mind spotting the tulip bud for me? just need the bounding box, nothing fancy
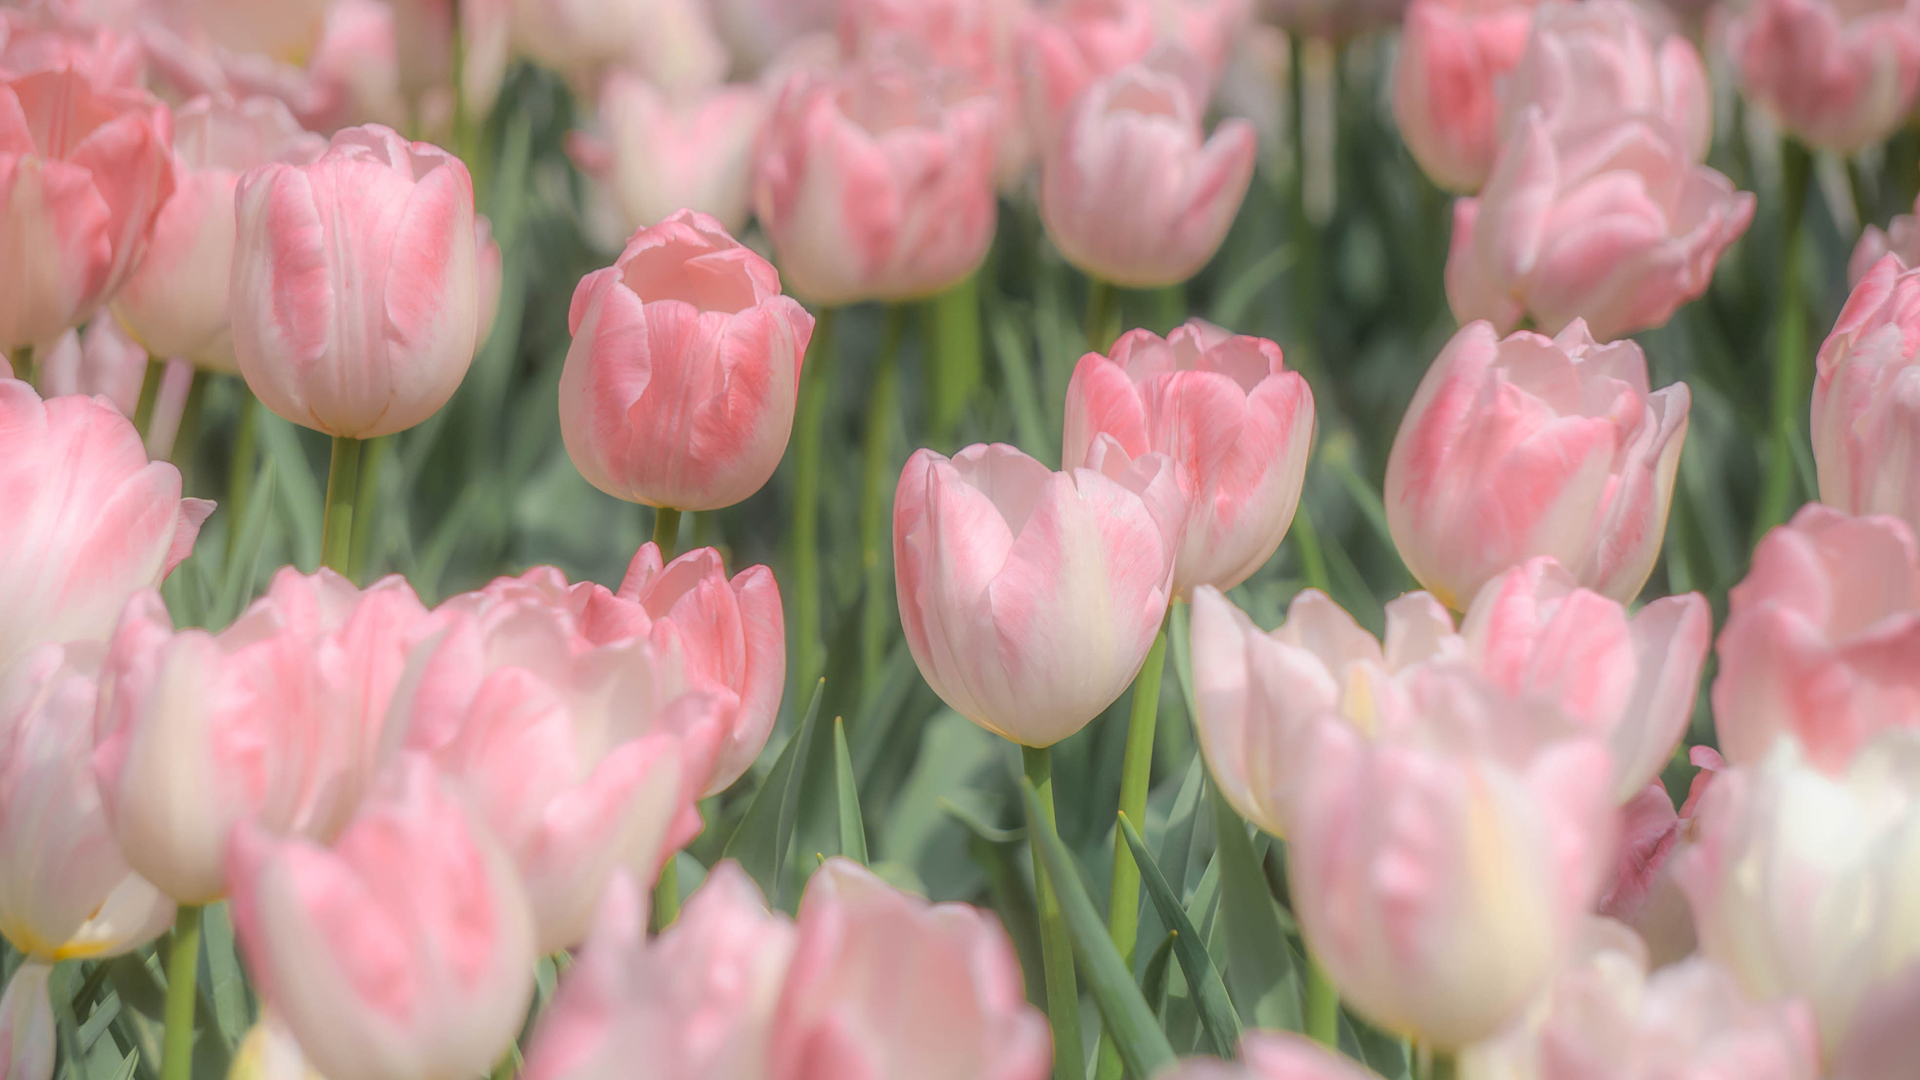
[231,124,480,438]
[1159,1032,1379,1080]
[228,755,537,1080]
[1385,320,1690,609]
[894,442,1185,748]
[1063,321,1313,595]
[1727,0,1920,153]
[1391,0,1537,193]
[1814,255,1920,538]
[1849,199,1920,284]
[0,963,51,1080]
[1039,63,1256,288]
[1018,0,1245,144]
[575,76,765,236]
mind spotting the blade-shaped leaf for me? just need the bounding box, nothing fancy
[1210,784,1303,1031]
[833,717,868,864]
[722,679,824,906]
[213,464,276,629]
[1140,932,1177,1019]
[1119,813,1241,1057]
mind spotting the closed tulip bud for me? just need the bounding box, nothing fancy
[1712,505,1920,771]
[1385,320,1690,609]
[894,442,1186,748]
[1063,321,1313,595]
[1814,255,1920,537]
[1018,0,1245,144]
[1159,1032,1379,1080]
[560,210,813,512]
[1502,0,1712,161]
[0,380,211,673]
[93,569,432,904]
[574,76,764,236]
[1391,0,1538,193]
[1039,63,1256,288]
[1446,109,1755,341]
[228,755,537,1080]
[230,124,479,438]
[1679,729,1920,1068]
[754,59,1001,305]
[769,858,1051,1080]
[1728,0,1920,153]
[0,68,173,350]
[0,963,51,1080]
[113,96,325,374]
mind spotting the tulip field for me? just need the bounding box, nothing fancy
[4,1,1920,1080]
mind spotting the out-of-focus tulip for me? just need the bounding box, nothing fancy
[0,963,51,1080]
[1385,320,1690,609]
[769,857,1050,1080]
[1391,0,1537,193]
[1814,255,1920,538]
[1726,0,1920,153]
[1159,1032,1379,1080]
[0,381,211,673]
[1063,321,1313,595]
[1019,0,1246,142]
[169,0,330,62]
[754,59,1001,305]
[1850,194,1920,283]
[1679,729,1920,1067]
[709,0,837,75]
[34,318,148,417]
[1459,919,1821,1080]
[0,6,144,87]
[228,1018,325,1080]
[0,68,173,351]
[230,123,479,438]
[571,76,764,236]
[93,569,431,905]
[1595,746,1721,967]
[1287,662,1617,1048]
[114,96,325,373]
[1711,504,1920,771]
[510,0,728,97]
[560,210,813,512]
[895,442,1185,747]
[228,755,537,1080]
[525,864,794,1080]
[842,0,1030,78]
[1446,110,1755,341]
[1039,62,1256,288]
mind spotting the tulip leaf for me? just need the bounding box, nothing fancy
[255,413,322,573]
[1140,931,1177,1018]
[1019,780,1177,1080]
[722,679,824,907]
[1119,812,1242,1057]
[200,904,251,1047]
[833,717,868,865]
[1210,784,1304,1032]
[985,305,1053,465]
[213,462,276,630]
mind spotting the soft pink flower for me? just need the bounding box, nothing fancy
[709,0,837,76]
[1018,0,1246,143]
[842,0,1031,78]
[227,755,537,1080]
[167,0,331,62]
[113,95,324,373]
[230,123,479,438]
[895,442,1185,747]
[0,380,211,673]
[1813,254,1920,539]
[560,210,813,512]
[1159,1032,1379,1080]
[1391,0,1538,193]
[1849,195,1920,284]
[754,59,1001,305]
[572,76,764,235]
[1039,62,1256,288]
[1711,504,1920,771]
[34,317,148,417]
[1063,321,1313,595]
[1446,109,1755,341]
[0,963,51,1080]
[93,569,432,904]
[1727,0,1920,153]
[1595,750,1720,966]
[510,0,728,98]
[0,5,144,87]
[0,68,173,350]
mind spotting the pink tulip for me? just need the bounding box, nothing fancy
[1159,1032,1378,1080]
[560,210,813,512]
[769,857,1051,1080]
[1849,200,1920,284]
[1391,0,1538,193]
[1711,504,1920,772]
[709,0,837,76]
[841,0,1030,79]
[894,442,1185,747]
[1384,320,1690,609]
[168,0,331,62]
[113,95,325,374]
[0,380,211,673]
[1287,662,1617,1047]
[1018,0,1245,143]
[524,864,796,1080]
[230,123,479,438]
[227,1018,325,1080]
[1813,255,1920,539]
[0,6,144,87]
[1040,62,1256,288]
[0,643,172,962]
[510,0,728,97]
[1678,729,1920,1067]
[0,963,51,1080]
[1727,0,1920,153]
[227,755,537,1080]
[93,569,432,904]
[573,76,764,236]
[1446,109,1756,341]
[0,68,174,350]
[1064,321,1313,595]
[34,318,149,418]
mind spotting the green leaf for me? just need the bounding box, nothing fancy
[1019,779,1177,1080]
[941,799,1025,845]
[256,414,321,572]
[1119,813,1242,1057]
[1140,932,1177,1019]
[833,717,868,864]
[1210,784,1303,1032]
[722,679,824,907]
[214,463,276,629]
[201,904,251,1046]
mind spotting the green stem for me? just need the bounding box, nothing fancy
[171,369,206,473]
[652,857,680,931]
[349,435,389,584]
[927,273,983,448]
[1756,138,1813,539]
[792,308,838,701]
[1086,277,1119,354]
[1307,955,1339,1048]
[11,343,33,387]
[653,506,683,562]
[1094,620,1170,1080]
[226,384,259,575]
[861,307,908,694]
[322,436,363,574]
[132,358,166,439]
[1022,744,1086,1080]
[160,905,202,1080]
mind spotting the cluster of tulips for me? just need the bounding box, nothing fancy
[3,0,1920,1079]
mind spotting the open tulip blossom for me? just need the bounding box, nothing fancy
[0,4,1905,1080]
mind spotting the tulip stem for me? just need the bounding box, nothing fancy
[861,306,908,695]
[1756,137,1812,539]
[349,435,389,583]
[792,308,838,702]
[1417,1047,1457,1080]
[1306,954,1339,1048]
[654,506,683,561]
[226,384,260,575]
[927,272,983,447]
[160,904,202,1080]
[11,344,32,386]
[1087,277,1119,354]
[322,436,363,573]
[1022,744,1085,1080]
[652,857,680,931]
[132,358,166,440]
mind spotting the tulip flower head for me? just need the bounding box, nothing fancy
[1726,0,1920,154]
[1391,0,1539,193]
[573,76,765,236]
[1813,254,1920,540]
